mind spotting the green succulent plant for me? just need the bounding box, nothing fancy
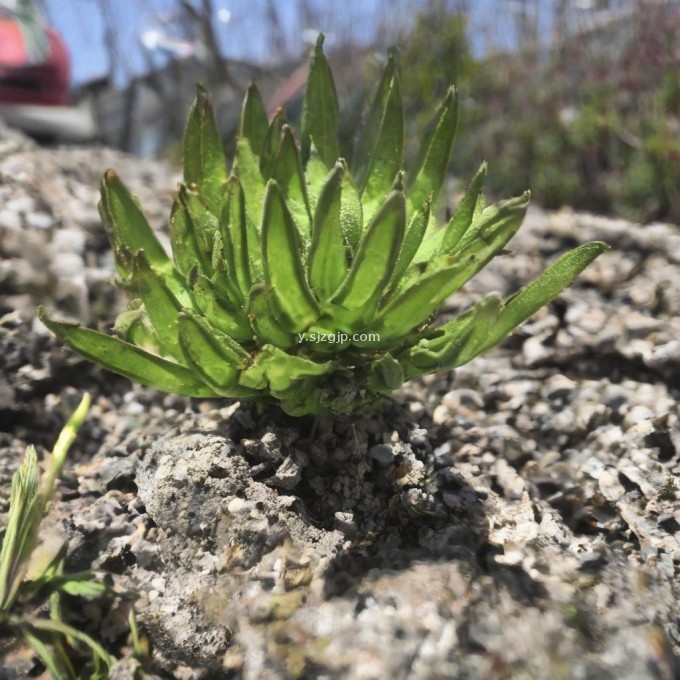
[39,36,608,416]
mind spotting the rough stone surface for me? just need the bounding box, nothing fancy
[1,124,679,679]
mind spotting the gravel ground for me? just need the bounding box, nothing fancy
[1,120,679,679]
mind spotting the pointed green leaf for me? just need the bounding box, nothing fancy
[178,311,257,396]
[239,82,268,156]
[99,170,170,277]
[183,83,228,216]
[308,162,348,301]
[113,301,163,355]
[272,125,312,240]
[340,160,363,253]
[259,108,285,178]
[220,176,257,297]
[180,310,251,366]
[127,251,185,362]
[410,190,530,277]
[479,242,610,353]
[246,283,296,349]
[388,196,431,289]
[169,185,216,278]
[241,344,334,393]
[474,190,486,220]
[454,191,530,254]
[181,186,219,265]
[354,49,398,186]
[46,391,90,500]
[190,273,253,342]
[305,143,331,214]
[234,138,266,232]
[373,194,529,339]
[407,86,458,215]
[261,180,320,332]
[360,62,404,222]
[412,168,491,267]
[301,33,339,168]
[439,161,487,254]
[211,232,241,308]
[100,172,193,308]
[400,303,478,372]
[37,308,218,397]
[400,295,500,379]
[433,295,500,367]
[332,191,405,310]
[367,354,404,392]
[169,194,203,277]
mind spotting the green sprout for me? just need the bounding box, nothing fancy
[38,36,608,416]
[0,394,113,678]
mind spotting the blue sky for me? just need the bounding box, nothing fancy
[41,0,535,88]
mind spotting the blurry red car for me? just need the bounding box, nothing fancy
[0,8,70,106]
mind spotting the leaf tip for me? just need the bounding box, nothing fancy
[36,305,48,323]
[591,240,611,253]
[445,85,458,104]
[315,32,325,52]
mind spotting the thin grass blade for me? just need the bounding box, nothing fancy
[0,446,41,611]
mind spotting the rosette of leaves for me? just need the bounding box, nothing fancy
[39,36,608,416]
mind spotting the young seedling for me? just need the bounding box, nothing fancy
[39,36,608,416]
[0,394,113,678]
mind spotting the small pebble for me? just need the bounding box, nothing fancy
[25,211,54,229]
[368,444,394,466]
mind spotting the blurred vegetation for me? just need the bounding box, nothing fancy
[394,0,680,223]
[71,0,680,223]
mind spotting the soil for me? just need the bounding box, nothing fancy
[1,120,679,679]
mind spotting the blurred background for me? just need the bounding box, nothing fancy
[1,0,679,223]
